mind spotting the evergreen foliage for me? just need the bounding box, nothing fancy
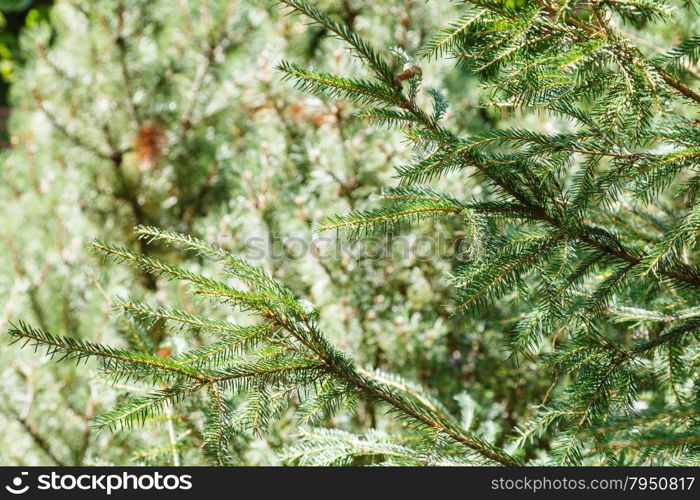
[5,0,700,465]
[1,0,265,464]
[9,225,519,465]
[4,0,484,465]
[276,0,700,465]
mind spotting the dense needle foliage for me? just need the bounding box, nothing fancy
[5,0,700,465]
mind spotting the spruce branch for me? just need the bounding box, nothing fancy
[278,0,400,90]
[8,322,210,383]
[10,226,520,465]
[279,0,700,464]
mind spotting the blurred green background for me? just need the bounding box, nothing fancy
[2,0,694,465]
[1,1,52,145]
